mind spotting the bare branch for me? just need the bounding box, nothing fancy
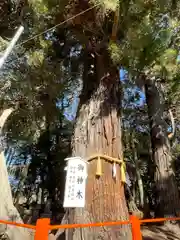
[168,109,176,139]
[0,108,14,133]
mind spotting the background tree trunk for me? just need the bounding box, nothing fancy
[0,108,33,240]
[145,78,180,217]
[131,132,144,209]
[67,47,132,240]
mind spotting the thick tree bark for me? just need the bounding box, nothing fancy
[67,47,131,240]
[0,108,33,240]
[145,78,180,217]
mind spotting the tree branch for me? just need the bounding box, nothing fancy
[0,108,14,132]
[168,109,175,139]
[111,6,119,41]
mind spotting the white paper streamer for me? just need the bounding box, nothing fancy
[112,163,117,179]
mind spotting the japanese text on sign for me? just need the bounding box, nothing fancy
[63,157,87,208]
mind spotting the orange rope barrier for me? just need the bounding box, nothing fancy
[141,217,180,223]
[35,219,50,240]
[50,220,130,230]
[130,216,142,240]
[50,216,180,230]
[0,219,36,230]
[1,216,180,239]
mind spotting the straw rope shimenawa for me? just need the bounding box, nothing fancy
[86,154,126,182]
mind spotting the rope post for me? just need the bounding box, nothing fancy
[35,218,50,240]
[130,215,142,240]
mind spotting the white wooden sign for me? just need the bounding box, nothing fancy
[63,157,87,208]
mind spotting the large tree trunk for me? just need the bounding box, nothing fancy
[145,78,180,217]
[67,47,131,240]
[0,108,33,239]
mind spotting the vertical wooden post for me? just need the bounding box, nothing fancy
[35,218,50,240]
[130,215,142,240]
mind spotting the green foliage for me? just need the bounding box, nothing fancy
[27,50,45,67]
[108,41,122,65]
[29,0,49,14]
[92,0,118,11]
